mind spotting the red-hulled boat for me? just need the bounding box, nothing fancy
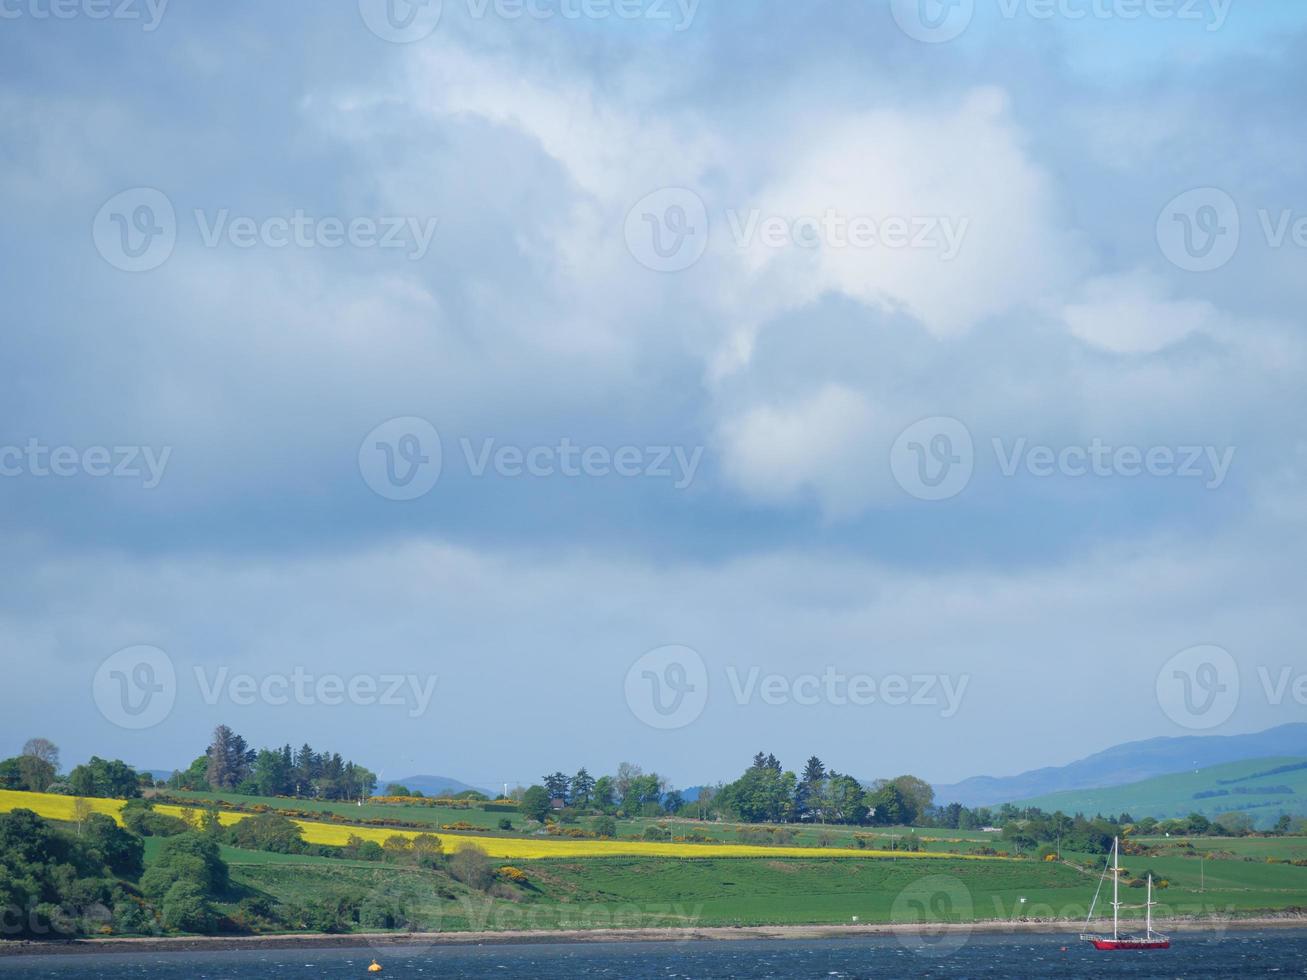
[1079,836,1171,951]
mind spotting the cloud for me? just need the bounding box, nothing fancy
[716,384,888,518]
[1062,269,1220,354]
[723,88,1077,341]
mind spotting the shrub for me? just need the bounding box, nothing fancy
[121,800,190,838]
[593,817,617,838]
[497,818,514,831]
[84,812,146,877]
[448,845,494,891]
[160,881,216,933]
[226,813,305,854]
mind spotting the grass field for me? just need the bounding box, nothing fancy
[8,788,1303,933]
[228,853,1090,932]
[227,849,1301,932]
[1136,835,1307,861]
[0,789,1005,862]
[1016,757,1307,827]
[152,790,1014,854]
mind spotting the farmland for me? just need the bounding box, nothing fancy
[3,787,1305,938]
[1015,757,1307,828]
[0,789,1005,862]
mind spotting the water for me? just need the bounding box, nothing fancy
[2,932,1304,979]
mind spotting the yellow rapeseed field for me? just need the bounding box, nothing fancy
[0,789,123,823]
[1,789,1002,862]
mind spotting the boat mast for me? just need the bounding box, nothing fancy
[1146,874,1153,939]
[1111,836,1120,940]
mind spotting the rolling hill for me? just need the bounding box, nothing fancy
[934,723,1307,807]
[388,774,494,797]
[1011,756,1307,828]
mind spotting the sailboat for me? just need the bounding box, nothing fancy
[1079,836,1171,950]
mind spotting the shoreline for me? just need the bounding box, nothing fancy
[4,916,1306,957]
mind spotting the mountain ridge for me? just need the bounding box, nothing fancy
[934,723,1307,808]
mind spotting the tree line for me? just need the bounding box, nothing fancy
[165,725,378,801]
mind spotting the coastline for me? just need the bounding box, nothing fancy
[4,915,1306,957]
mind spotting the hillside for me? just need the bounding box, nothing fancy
[1012,756,1307,827]
[389,774,494,797]
[934,723,1307,807]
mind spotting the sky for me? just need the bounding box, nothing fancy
[1,0,1305,792]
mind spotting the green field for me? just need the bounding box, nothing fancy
[155,789,1008,855]
[222,848,1305,932]
[1016,757,1307,827]
[227,853,1088,932]
[1137,834,1307,861]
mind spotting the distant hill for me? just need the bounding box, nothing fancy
[1013,756,1307,828]
[935,724,1307,808]
[388,774,493,798]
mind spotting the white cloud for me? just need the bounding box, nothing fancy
[716,384,888,518]
[1062,269,1219,354]
[724,88,1077,341]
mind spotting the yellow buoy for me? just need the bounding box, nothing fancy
[368,960,383,973]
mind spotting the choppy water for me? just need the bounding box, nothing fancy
[1,931,1304,978]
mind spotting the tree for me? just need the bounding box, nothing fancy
[206,725,254,791]
[160,880,216,932]
[169,756,210,792]
[521,785,552,823]
[796,756,826,820]
[447,845,493,891]
[717,764,797,823]
[592,776,616,810]
[19,738,59,792]
[251,748,294,797]
[888,775,934,825]
[621,773,666,817]
[0,808,129,937]
[68,758,142,799]
[593,816,617,838]
[570,768,595,807]
[824,772,868,825]
[543,771,571,803]
[72,798,94,837]
[226,813,305,854]
[615,762,643,806]
[122,799,190,838]
[867,783,908,826]
[84,812,145,876]
[140,833,229,900]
